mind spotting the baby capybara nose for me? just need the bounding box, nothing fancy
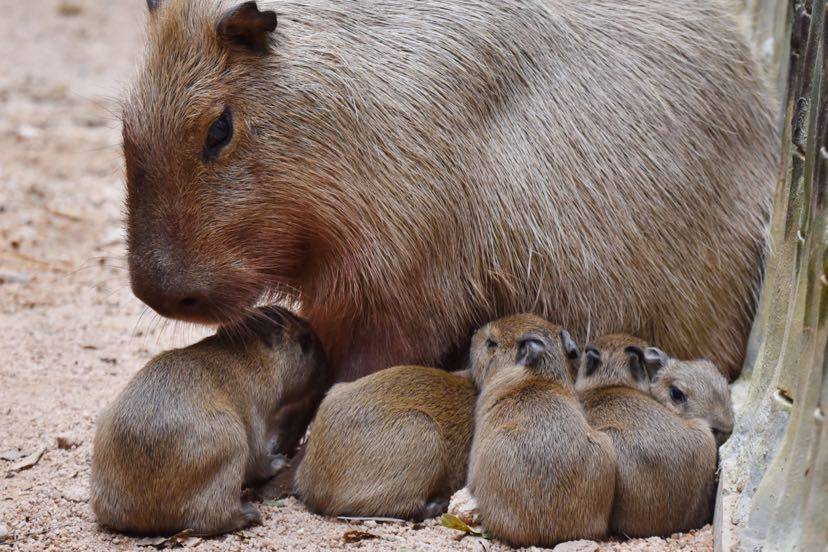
[712,427,732,447]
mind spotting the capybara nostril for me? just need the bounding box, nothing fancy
[129,270,214,322]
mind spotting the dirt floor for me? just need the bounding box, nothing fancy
[0,1,714,550]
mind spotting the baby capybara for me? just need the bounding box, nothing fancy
[467,314,616,546]
[577,342,718,537]
[91,306,330,536]
[295,365,476,519]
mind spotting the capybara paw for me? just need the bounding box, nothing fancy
[422,497,449,519]
[268,453,289,476]
[239,501,262,527]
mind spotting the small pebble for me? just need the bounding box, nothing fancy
[0,271,30,285]
[61,485,88,503]
[15,124,39,140]
[552,540,600,552]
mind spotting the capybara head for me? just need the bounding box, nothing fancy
[468,314,580,389]
[218,305,329,396]
[645,353,735,446]
[575,334,651,393]
[124,1,301,323]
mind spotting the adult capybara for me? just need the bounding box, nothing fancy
[123,0,776,381]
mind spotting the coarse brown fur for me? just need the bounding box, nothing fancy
[467,314,616,547]
[123,0,777,381]
[294,365,476,519]
[90,306,330,536]
[576,342,718,537]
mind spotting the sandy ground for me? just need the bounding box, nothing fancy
[0,1,714,550]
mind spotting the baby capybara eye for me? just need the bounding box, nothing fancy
[669,386,688,404]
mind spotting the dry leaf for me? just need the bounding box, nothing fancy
[440,513,488,539]
[56,433,82,450]
[342,530,379,544]
[57,2,83,16]
[6,446,46,475]
[448,487,480,526]
[135,529,195,548]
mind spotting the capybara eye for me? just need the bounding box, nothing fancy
[203,108,233,160]
[669,385,687,404]
[486,338,498,350]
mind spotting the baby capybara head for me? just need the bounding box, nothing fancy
[124,1,303,323]
[468,314,581,389]
[218,304,329,394]
[646,353,735,446]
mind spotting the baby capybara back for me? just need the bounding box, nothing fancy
[467,315,616,546]
[295,365,476,519]
[123,0,776,380]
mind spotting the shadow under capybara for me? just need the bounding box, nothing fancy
[90,306,330,536]
[122,0,777,381]
[295,365,476,520]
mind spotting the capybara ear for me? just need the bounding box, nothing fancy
[642,347,669,379]
[583,345,602,378]
[560,330,580,361]
[217,2,278,54]
[624,345,648,383]
[516,335,546,367]
[146,0,160,12]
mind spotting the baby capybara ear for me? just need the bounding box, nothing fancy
[146,0,161,12]
[582,346,602,378]
[624,346,649,384]
[217,2,278,54]
[516,334,546,368]
[642,347,669,379]
[559,330,580,362]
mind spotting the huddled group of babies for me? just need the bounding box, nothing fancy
[90,306,734,547]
